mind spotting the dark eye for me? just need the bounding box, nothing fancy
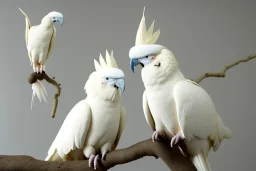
[106,78,109,80]
[145,56,148,58]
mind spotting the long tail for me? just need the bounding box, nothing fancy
[190,152,212,171]
[31,80,48,109]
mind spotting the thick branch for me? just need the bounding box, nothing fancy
[28,71,61,118]
[0,138,196,171]
[194,55,256,83]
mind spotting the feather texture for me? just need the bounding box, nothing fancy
[45,100,92,160]
[31,80,47,109]
[135,7,160,46]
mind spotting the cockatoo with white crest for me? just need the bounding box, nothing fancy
[45,50,126,170]
[128,8,232,171]
[19,8,63,108]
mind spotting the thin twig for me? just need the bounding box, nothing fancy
[194,55,256,83]
[28,71,61,118]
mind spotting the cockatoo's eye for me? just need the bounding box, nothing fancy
[106,78,109,80]
[139,55,155,65]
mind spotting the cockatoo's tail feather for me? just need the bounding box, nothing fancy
[191,152,212,171]
[31,80,48,109]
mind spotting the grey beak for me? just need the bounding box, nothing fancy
[130,58,144,73]
[57,17,64,26]
[115,79,125,93]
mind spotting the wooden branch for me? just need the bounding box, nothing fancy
[0,138,196,171]
[194,55,256,83]
[28,71,61,118]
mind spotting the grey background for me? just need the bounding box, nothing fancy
[0,0,255,170]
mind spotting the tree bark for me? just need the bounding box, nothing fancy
[0,138,196,171]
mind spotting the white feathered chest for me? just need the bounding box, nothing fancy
[28,26,53,49]
[146,81,181,137]
[85,97,121,149]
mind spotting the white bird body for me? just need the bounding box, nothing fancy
[45,51,126,169]
[129,9,232,171]
[143,70,184,137]
[27,25,55,68]
[19,8,63,108]
[83,96,122,155]
[46,97,124,161]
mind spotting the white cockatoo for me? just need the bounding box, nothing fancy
[19,8,63,108]
[128,8,232,171]
[45,50,126,169]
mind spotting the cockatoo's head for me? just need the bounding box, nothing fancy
[85,50,125,101]
[42,11,64,26]
[129,8,179,86]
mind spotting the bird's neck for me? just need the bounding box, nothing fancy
[144,68,185,90]
[86,93,121,106]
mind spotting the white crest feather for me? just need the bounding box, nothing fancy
[99,53,107,68]
[94,50,119,70]
[94,59,101,71]
[135,7,160,46]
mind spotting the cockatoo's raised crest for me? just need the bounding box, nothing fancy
[129,8,166,72]
[85,50,125,95]
[94,50,124,79]
[135,7,160,46]
[94,50,119,70]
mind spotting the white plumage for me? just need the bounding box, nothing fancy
[129,9,232,171]
[19,8,63,108]
[45,51,126,169]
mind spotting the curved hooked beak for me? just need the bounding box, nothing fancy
[115,78,125,93]
[55,17,64,26]
[130,58,144,73]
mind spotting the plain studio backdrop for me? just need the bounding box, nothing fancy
[0,0,255,170]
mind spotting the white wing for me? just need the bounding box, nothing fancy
[173,80,217,142]
[47,99,92,159]
[19,8,32,63]
[44,26,56,63]
[143,90,155,131]
[112,106,126,150]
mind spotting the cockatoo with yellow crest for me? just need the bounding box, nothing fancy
[45,50,126,170]
[128,8,232,171]
[19,8,63,108]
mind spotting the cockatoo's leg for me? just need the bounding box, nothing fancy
[39,64,44,74]
[170,132,185,147]
[152,130,165,142]
[83,145,98,168]
[101,143,111,160]
[33,63,40,73]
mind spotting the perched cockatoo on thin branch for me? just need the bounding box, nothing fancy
[19,8,63,108]
[128,8,232,171]
[45,50,126,169]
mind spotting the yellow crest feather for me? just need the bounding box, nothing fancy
[135,7,160,46]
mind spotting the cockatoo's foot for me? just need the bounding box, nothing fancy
[101,152,108,160]
[93,154,100,170]
[39,65,44,74]
[152,130,163,142]
[88,154,100,170]
[88,154,95,168]
[170,133,185,147]
[34,66,40,73]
